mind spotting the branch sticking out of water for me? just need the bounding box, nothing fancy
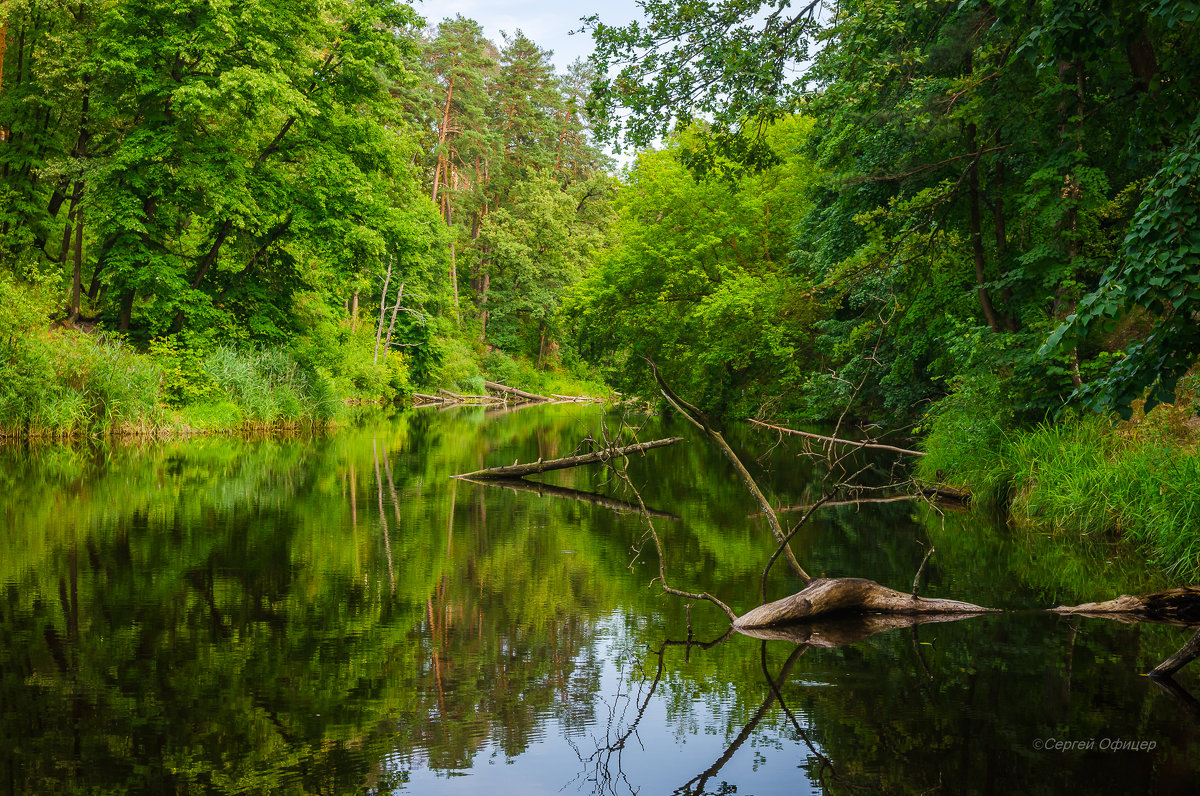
[646,358,811,584]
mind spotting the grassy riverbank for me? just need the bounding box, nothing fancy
[0,323,612,441]
[0,329,362,439]
[919,383,1200,576]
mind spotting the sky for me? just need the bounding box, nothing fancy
[412,0,646,73]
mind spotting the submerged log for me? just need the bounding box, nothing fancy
[1051,587,1200,625]
[733,577,996,630]
[453,437,684,480]
[459,476,681,519]
[483,380,550,402]
[918,483,971,503]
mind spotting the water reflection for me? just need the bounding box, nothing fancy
[1,406,1198,794]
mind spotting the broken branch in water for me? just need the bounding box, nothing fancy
[1151,629,1200,679]
[595,417,738,623]
[748,417,926,457]
[452,437,683,480]
[647,358,811,584]
[457,476,681,520]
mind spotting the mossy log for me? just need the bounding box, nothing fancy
[1050,586,1200,625]
[733,577,996,630]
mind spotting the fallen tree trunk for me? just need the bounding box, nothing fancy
[483,380,550,402]
[412,392,444,403]
[437,388,502,403]
[734,577,996,630]
[551,392,601,403]
[1150,629,1200,679]
[1050,586,1200,624]
[459,476,681,519]
[749,418,925,457]
[917,482,971,503]
[453,437,684,480]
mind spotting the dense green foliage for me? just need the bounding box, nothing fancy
[564,0,1200,570]
[1,5,617,433]
[581,0,1200,428]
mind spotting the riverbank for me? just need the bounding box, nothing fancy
[918,390,1200,577]
[0,327,386,440]
[0,322,615,441]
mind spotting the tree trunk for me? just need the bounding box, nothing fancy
[117,288,135,331]
[749,418,925,456]
[734,577,996,629]
[382,283,404,362]
[460,476,682,520]
[991,161,1018,332]
[483,381,550,402]
[69,206,84,322]
[351,291,359,332]
[478,267,490,340]
[373,258,392,365]
[449,239,460,324]
[1051,586,1200,624]
[967,123,1000,332]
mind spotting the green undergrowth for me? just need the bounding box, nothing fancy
[0,329,396,439]
[919,379,1200,577]
[481,349,613,400]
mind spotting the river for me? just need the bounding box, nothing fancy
[1,404,1197,794]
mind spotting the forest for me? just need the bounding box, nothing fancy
[2,1,1199,569]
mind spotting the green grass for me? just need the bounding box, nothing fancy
[919,409,1200,577]
[1,330,347,440]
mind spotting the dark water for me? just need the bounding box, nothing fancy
[2,405,1198,794]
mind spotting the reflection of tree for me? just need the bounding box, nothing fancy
[571,630,734,796]
[5,407,1200,793]
[675,643,810,796]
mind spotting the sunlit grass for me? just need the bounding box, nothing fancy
[921,409,1200,577]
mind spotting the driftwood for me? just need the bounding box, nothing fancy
[1050,586,1200,625]
[749,418,925,457]
[453,437,684,480]
[458,476,681,520]
[483,380,550,402]
[734,577,996,630]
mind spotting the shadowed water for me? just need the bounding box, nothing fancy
[1,404,1198,794]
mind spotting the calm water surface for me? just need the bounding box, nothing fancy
[2,405,1199,794]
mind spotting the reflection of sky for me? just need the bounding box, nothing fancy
[413,0,645,73]
[396,611,823,795]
